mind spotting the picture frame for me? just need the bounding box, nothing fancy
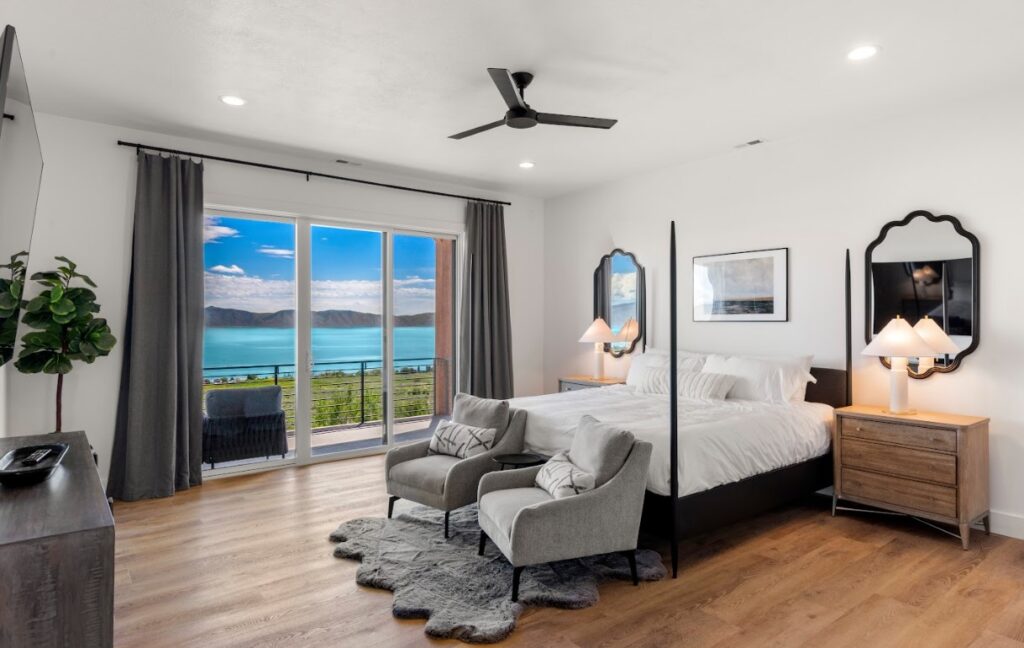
[693,247,789,322]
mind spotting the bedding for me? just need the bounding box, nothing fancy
[509,384,832,497]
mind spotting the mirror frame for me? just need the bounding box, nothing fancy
[865,209,980,379]
[593,248,646,358]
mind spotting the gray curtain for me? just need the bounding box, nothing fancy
[459,201,514,399]
[107,151,205,501]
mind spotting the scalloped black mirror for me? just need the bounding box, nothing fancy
[865,210,979,378]
[593,249,646,358]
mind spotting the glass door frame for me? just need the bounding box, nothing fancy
[201,202,463,477]
[297,217,463,465]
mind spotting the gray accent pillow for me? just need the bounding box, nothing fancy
[569,415,635,487]
[428,420,497,459]
[535,452,596,499]
[452,393,510,441]
[677,372,736,400]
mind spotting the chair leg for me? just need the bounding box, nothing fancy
[512,566,524,602]
[478,531,487,556]
[671,542,679,579]
[622,550,638,586]
[387,496,399,519]
[444,511,450,538]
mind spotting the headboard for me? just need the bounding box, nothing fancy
[807,367,851,409]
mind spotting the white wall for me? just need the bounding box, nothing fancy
[3,113,546,486]
[543,89,1024,537]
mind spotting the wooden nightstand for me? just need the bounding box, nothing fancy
[558,375,625,392]
[833,405,990,549]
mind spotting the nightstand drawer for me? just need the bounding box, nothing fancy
[841,438,957,486]
[559,381,588,392]
[841,468,957,519]
[842,418,956,453]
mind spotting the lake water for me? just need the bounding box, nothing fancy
[203,327,437,378]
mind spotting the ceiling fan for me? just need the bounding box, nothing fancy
[449,68,618,140]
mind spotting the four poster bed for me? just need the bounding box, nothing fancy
[509,224,853,578]
[651,222,853,576]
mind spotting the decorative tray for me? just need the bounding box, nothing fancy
[0,443,70,486]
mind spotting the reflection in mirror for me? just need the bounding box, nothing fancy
[0,26,44,366]
[866,211,979,378]
[594,249,645,357]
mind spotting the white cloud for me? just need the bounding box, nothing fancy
[258,245,294,259]
[209,264,245,275]
[204,215,239,243]
[611,271,637,303]
[204,273,436,315]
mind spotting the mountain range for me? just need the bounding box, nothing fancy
[204,306,434,328]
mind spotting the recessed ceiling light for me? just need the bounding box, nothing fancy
[847,44,879,61]
[219,95,247,106]
[519,161,535,169]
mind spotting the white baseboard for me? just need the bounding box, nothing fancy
[988,509,1024,541]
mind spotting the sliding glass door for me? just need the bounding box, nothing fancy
[308,224,388,457]
[201,209,458,474]
[391,233,457,445]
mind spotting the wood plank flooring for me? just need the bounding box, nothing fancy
[112,455,1024,647]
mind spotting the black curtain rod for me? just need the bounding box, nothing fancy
[116,140,511,206]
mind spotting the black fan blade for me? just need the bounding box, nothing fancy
[536,113,617,129]
[487,68,526,110]
[449,119,505,140]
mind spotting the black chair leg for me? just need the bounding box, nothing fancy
[444,511,450,538]
[622,550,638,586]
[512,566,524,602]
[387,496,399,519]
[478,531,487,556]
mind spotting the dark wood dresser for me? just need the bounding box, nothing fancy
[833,405,989,549]
[0,431,114,647]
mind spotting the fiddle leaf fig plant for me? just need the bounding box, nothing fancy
[0,251,29,365]
[15,256,116,432]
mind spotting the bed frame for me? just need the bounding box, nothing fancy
[644,222,853,577]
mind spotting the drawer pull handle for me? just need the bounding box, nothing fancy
[856,427,864,432]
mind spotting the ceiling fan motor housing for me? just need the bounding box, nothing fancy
[505,107,539,129]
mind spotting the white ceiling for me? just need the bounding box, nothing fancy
[5,0,1024,197]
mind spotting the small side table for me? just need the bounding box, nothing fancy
[558,375,626,392]
[493,453,547,470]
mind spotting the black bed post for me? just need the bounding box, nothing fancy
[845,249,853,406]
[669,221,680,578]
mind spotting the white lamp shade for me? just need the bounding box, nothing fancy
[913,316,960,356]
[579,317,617,343]
[862,317,937,358]
[618,318,639,342]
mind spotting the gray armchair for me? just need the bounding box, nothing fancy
[385,394,527,537]
[477,438,653,601]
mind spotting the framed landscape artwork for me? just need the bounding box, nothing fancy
[693,248,788,322]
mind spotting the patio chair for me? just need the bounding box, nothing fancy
[203,386,289,468]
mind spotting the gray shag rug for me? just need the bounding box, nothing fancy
[329,505,666,643]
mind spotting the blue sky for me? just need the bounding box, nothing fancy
[204,214,438,314]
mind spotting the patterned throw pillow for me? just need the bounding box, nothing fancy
[428,420,497,459]
[535,452,596,499]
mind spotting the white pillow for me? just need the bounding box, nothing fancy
[428,420,497,458]
[677,371,736,400]
[627,350,705,393]
[535,452,596,499]
[702,354,816,403]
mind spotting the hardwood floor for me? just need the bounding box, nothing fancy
[113,455,1024,647]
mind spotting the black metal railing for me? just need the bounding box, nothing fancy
[202,357,449,432]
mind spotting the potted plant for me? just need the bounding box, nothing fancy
[15,257,116,432]
[0,251,29,365]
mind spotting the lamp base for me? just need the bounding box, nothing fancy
[882,408,918,416]
[591,343,605,380]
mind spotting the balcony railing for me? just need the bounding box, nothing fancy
[202,356,449,432]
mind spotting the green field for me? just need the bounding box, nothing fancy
[203,367,436,430]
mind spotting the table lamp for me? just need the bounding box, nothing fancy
[579,317,616,379]
[912,316,960,373]
[862,316,938,414]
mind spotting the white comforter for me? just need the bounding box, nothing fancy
[508,385,833,497]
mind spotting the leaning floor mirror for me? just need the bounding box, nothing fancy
[865,210,979,378]
[593,249,646,356]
